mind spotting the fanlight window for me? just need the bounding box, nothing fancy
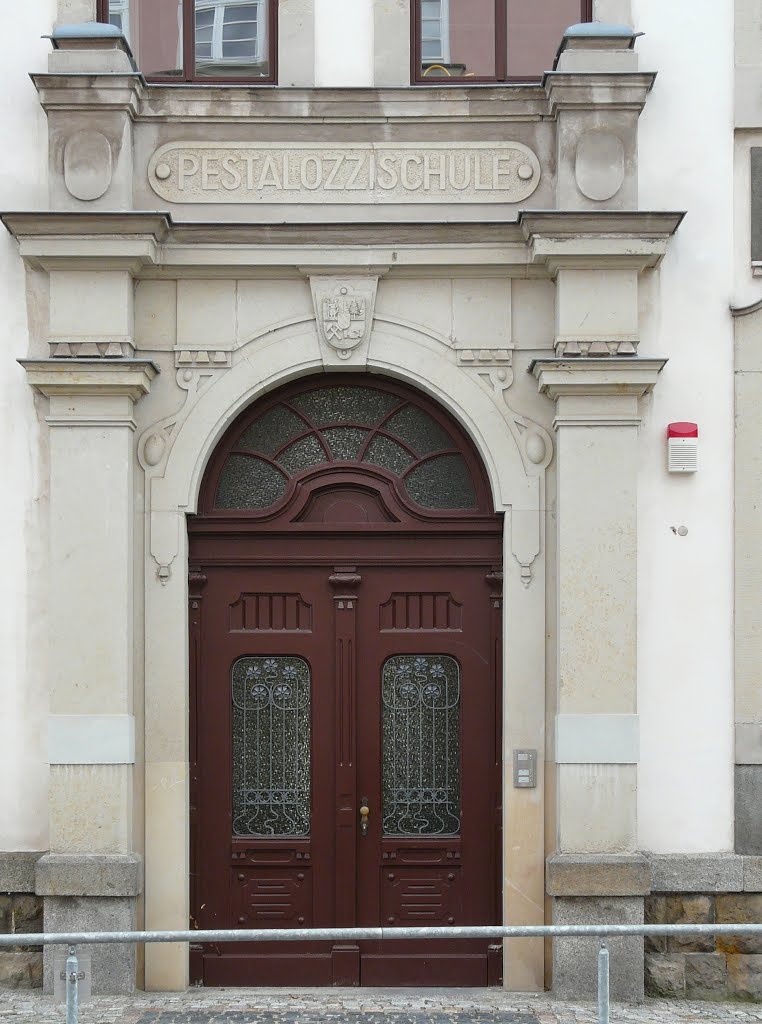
[213,383,479,513]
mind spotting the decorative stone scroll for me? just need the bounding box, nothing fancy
[148,142,541,205]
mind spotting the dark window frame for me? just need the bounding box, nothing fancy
[97,0,278,84]
[411,0,593,85]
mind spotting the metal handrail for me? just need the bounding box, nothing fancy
[9,923,762,1024]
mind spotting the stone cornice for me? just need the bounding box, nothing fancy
[532,357,668,398]
[2,210,684,275]
[544,71,656,115]
[533,357,667,427]
[522,211,685,271]
[1,212,170,272]
[30,76,655,123]
[29,79,547,122]
[20,359,158,401]
[31,73,144,117]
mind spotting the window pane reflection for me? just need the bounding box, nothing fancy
[419,0,496,79]
[418,0,583,81]
[194,0,270,78]
[107,0,271,79]
[506,0,582,78]
[109,0,183,77]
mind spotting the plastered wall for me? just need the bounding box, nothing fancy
[634,0,735,852]
[0,2,56,851]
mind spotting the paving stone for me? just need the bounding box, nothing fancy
[3,988,762,1024]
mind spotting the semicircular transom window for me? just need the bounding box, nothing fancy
[213,383,480,513]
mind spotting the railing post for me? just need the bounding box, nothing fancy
[65,945,79,1024]
[597,940,610,1024]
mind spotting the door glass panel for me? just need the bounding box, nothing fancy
[232,656,311,837]
[382,655,461,836]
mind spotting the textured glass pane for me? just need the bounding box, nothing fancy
[322,427,369,461]
[277,434,328,474]
[195,9,214,27]
[215,455,287,509]
[405,454,476,510]
[422,0,441,17]
[363,435,415,475]
[290,387,400,427]
[232,656,311,837]
[238,405,305,457]
[382,655,460,836]
[384,405,454,455]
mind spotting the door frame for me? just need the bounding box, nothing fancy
[141,327,550,992]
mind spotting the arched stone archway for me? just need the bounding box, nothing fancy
[141,323,548,991]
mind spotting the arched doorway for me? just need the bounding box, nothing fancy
[188,374,504,987]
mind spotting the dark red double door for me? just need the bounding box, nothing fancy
[190,538,502,987]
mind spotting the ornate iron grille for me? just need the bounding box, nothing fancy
[231,655,311,836]
[382,654,461,836]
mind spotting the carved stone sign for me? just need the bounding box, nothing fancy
[148,142,541,204]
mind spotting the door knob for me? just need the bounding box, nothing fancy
[359,799,370,837]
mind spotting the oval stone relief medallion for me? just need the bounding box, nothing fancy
[575,131,625,202]
[147,141,542,204]
[63,129,113,201]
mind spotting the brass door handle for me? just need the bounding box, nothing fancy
[359,799,370,837]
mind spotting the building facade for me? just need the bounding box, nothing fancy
[0,0,757,1002]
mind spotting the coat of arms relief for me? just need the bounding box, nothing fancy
[310,277,378,367]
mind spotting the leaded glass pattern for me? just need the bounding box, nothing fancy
[213,382,481,512]
[384,405,454,455]
[322,427,369,461]
[382,655,461,836]
[363,435,415,474]
[277,435,329,474]
[404,454,476,510]
[216,455,288,509]
[238,405,305,456]
[232,656,311,837]
[290,386,399,426]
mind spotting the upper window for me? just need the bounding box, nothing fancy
[97,0,276,82]
[413,0,592,83]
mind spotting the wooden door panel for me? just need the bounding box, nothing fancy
[356,565,498,982]
[193,567,338,984]
[191,555,501,987]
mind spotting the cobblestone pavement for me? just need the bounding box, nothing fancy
[3,989,762,1024]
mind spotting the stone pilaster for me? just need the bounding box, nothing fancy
[535,356,665,999]
[21,359,156,994]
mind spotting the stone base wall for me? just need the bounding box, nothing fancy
[645,894,762,1000]
[0,893,43,989]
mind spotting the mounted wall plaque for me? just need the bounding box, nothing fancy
[148,141,541,204]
